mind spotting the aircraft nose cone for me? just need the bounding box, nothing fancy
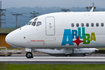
[5,33,14,46]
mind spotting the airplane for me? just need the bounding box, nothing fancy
[5,7,105,58]
[34,48,98,56]
[33,6,97,57]
[32,6,98,57]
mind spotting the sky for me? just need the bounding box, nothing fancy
[0,0,105,8]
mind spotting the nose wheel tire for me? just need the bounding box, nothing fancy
[26,52,33,58]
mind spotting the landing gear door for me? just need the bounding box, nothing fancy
[46,17,55,36]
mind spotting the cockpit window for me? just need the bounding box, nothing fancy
[32,22,36,26]
[36,21,41,26]
[27,22,32,25]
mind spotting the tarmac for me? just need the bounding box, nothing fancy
[0,53,105,64]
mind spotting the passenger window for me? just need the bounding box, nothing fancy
[101,23,104,27]
[32,22,36,26]
[36,22,41,26]
[81,23,84,27]
[76,23,79,27]
[91,23,94,27]
[96,23,99,27]
[86,23,89,27]
[71,23,74,27]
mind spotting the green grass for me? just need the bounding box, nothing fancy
[1,63,105,70]
[98,48,105,50]
[0,28,15,33]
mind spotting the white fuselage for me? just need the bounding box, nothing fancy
[5,12,105,48]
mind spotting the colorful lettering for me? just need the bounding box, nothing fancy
[78,27,85,39]
[83,34,90,44]
[90,32,96,41]
[72,30,77,39]
[61,29,74,45]
[61,27,96,46]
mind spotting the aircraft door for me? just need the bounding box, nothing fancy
[46,17,55,36]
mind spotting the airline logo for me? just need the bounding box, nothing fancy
[61,27,96,46]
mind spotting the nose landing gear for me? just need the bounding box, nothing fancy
[25,48,33,58]
[26,52,33,58]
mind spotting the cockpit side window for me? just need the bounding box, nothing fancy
[36,21,42,26]
[27,22,32,25]
[32,22,36,26]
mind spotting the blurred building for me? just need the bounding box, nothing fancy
[0,28,15,47]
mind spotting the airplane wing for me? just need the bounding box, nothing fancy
[90,7,94,12]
